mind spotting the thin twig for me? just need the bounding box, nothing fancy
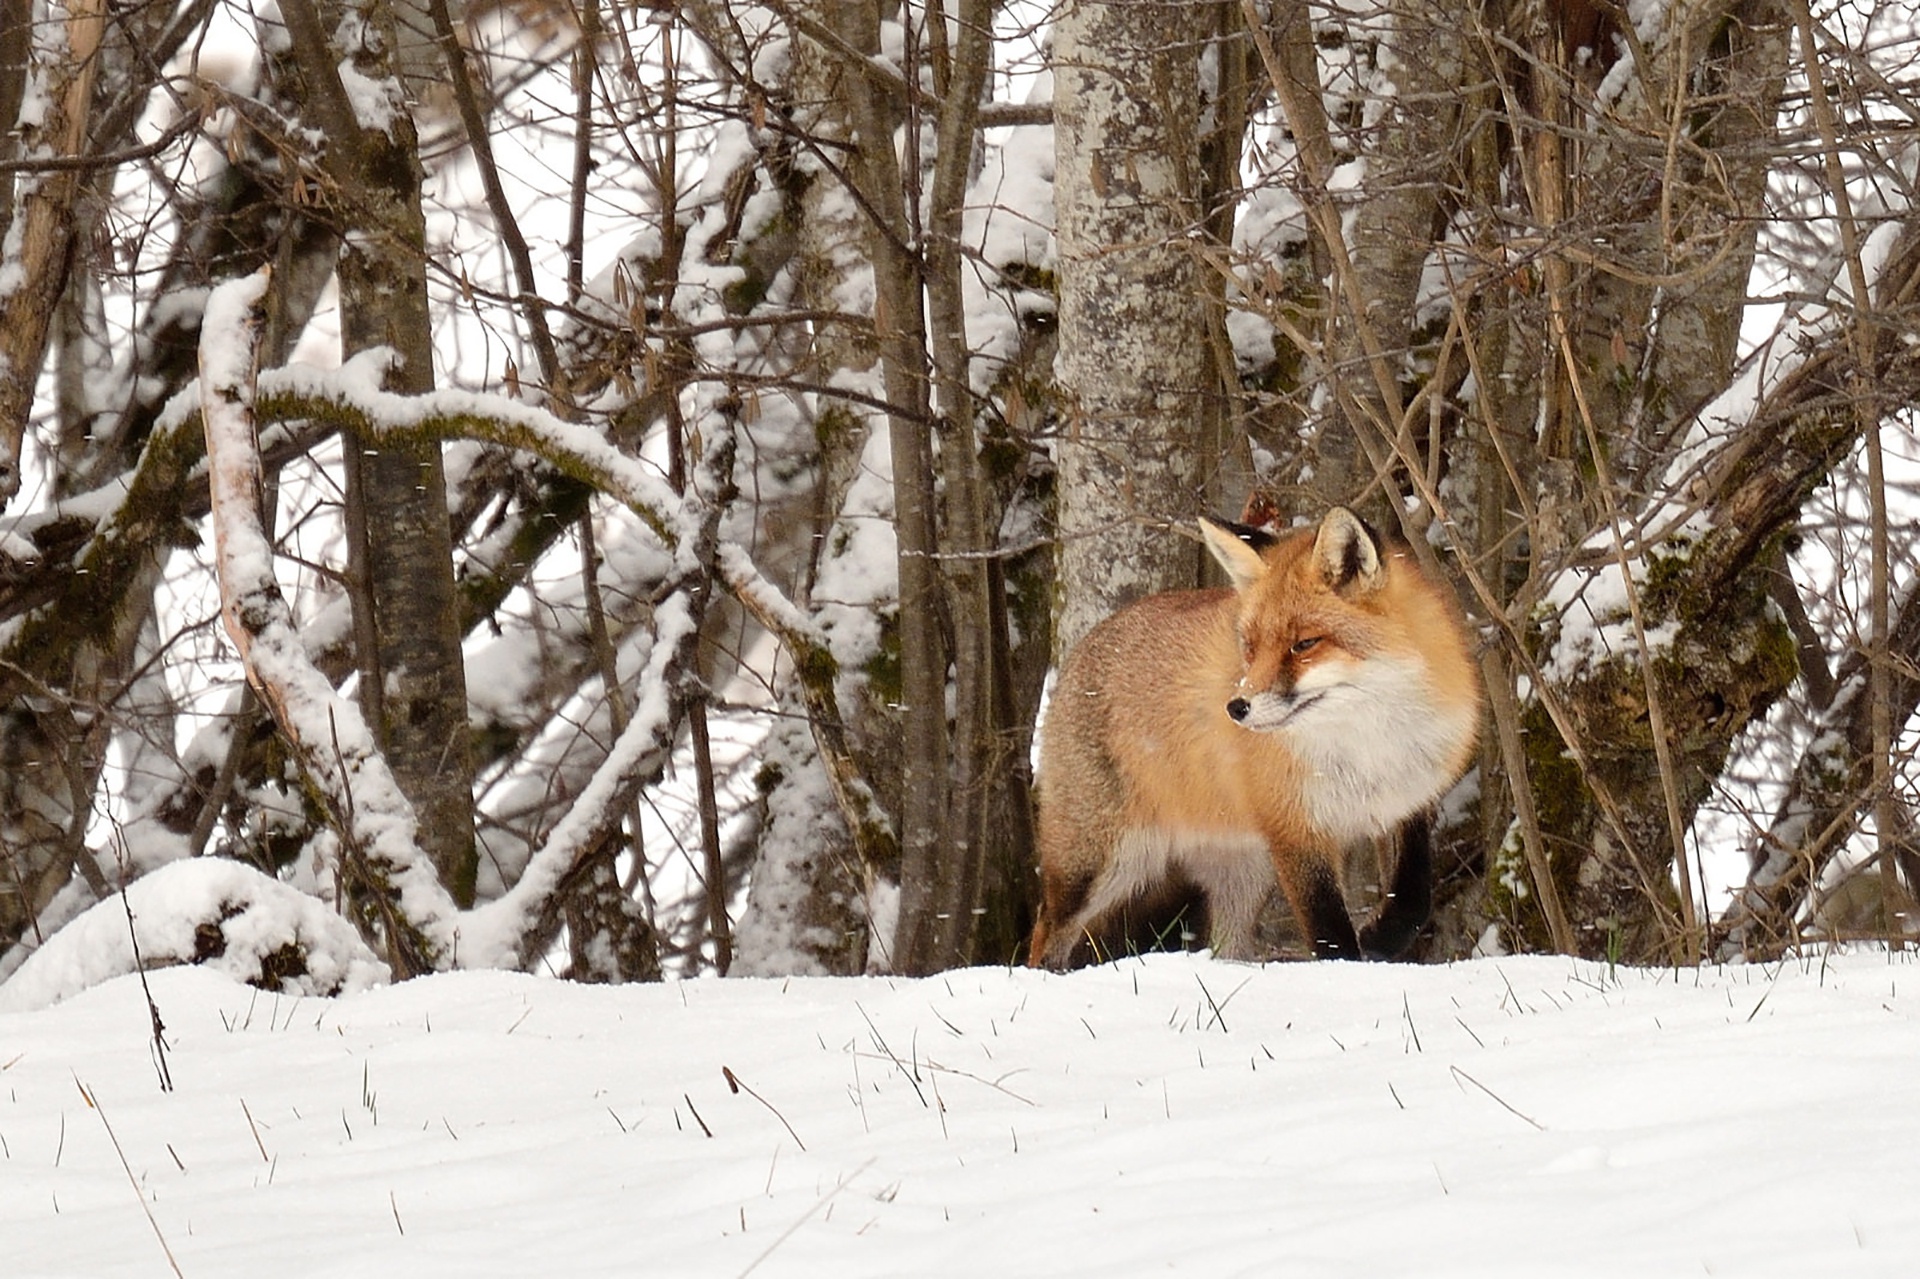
[424,0,561,391]
[1788,0,1909,951]
[1193,974,1230,1033]
[240,1098,270,1162]
[841,1049,1036,1106]
[0,106,203,173]
[683,1092,713,1138]
[854,1003,927,1106]
[112,828,173,1094]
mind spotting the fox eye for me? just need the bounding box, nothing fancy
[1290,636,1324,656]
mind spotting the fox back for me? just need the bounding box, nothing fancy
[1029,507,1480,967]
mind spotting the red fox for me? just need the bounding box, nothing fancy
[1029,507,1481,966]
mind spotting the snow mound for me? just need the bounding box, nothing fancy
[0,858,388,1012]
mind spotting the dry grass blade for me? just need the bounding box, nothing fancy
[76,1078,187,1278]
[722,1065,806,1150]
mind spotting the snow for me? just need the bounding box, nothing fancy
[0,522,37,563]
[730,715,856,978]
[0,860,386,1014]
[1539,553,1666,684]
[5,951,1919,1276]
[962,106,1058,394]
[808,424,899,681]
[335,58,401,136]
[969,97,1055,276]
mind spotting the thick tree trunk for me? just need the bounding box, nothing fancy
[281,0,479,907]
[1051,0,1218,650]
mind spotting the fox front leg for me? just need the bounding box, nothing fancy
[1357,810,1434,961]
[1271,849,1363,961]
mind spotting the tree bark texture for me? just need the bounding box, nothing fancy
[281,0,479,907]
[0,0,103,507]
[1051,0,1218,652]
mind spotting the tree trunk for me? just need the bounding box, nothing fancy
[0,0,103,507]
[281,0,479,907]
[1051,0,1219,650]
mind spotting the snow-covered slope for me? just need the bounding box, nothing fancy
[4,952,1917,1277]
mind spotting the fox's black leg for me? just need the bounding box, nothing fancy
[1358,811,1434,961]
[1275,853,1362,960]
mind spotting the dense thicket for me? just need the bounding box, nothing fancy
[2,1,1917,999]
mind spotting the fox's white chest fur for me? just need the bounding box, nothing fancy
[1241,654,1478,842]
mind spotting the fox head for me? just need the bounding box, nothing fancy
[1199,506,1410,733]
[1197,505,1478,837]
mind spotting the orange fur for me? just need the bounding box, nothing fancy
[1030,508,1481,966]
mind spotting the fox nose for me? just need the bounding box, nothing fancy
[1226,697,1251,722]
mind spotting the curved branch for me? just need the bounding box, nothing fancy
[1723,580,1920,957]
[1695,221,1920,597]
[197,271,795,976]
[199,272,454,975]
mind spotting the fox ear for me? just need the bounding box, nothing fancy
[1312,507,1386,595]
[1199,516,1273,591]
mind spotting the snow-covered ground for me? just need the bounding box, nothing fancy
[5,951,1917,1277]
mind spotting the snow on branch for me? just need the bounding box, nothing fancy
[199,270,459,973]
[2,327,696,683]
[719,540,897,870]
[1535,219,1920,688]
[459,591,700,969]
[246,353,698,556]
[196,269,795,977]
[718,541,825,649]
[461,408,742,969]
